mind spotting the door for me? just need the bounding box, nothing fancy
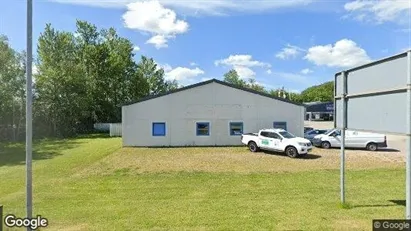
[328,130,342,147]
[259,131,272,150]
[259,132,281,151]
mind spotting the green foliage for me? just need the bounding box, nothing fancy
[299,81,334,103]
[223,69,334,103]
[0,36,26,141]
[1,20,177,140]
[223,69,247,87]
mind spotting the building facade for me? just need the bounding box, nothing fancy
[304,101,334,121]
[122,79,305,147]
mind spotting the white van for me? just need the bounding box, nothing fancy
[312,129,387,151]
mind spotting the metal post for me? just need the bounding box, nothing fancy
[26,0,33,229]
[406,51,411,219]
[340,71,347,204]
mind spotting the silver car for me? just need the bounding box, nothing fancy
[304,129,329,143]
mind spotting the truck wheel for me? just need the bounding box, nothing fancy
[248,141,259,152]
[321,141,331,149]
[285,146,299,158]
[366,142,378,151]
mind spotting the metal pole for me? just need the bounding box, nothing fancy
[406,51,411,219]
[340,71,347,204]
[26,0,33,229]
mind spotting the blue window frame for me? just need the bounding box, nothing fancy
[229,122,243,136]
[196,122,210,136]
[273,121,287,130]
[152,122,166,136]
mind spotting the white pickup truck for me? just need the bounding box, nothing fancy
[241,128,312,158]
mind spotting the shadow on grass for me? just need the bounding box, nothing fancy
[328,147,400,153]
[146,145,244,148]
[262,150,322,159]
[75,133,115,139]
[0,139,82,167]
[351,200,405,208]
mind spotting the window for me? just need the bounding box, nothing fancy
[196,122,210,136]
[229,122,243,136]
[279,131,295,139]
[268,132,282,139]
[152,122,166,136]
[273,121,287,130]
[260,132,281,139]
[329,130,341,137]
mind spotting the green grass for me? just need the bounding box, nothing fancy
[0,136,407,230]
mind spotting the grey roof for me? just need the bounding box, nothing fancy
[122,78,303,107]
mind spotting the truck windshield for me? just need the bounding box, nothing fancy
[279,131,295,138]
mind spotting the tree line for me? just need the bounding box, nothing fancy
[0,20,177,141]
[0,20,334,141]
[223,69,334,103]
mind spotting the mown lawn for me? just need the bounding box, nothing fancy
[0,136,406,230]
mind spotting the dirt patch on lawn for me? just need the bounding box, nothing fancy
[74,147,405,177]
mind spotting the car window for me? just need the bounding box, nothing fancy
[269,132,281,139]
[279,131,295,138]
[260,131,269,137]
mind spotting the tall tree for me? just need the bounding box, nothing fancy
[223,69,247,87]
[246,78,266,92]
[0,35,27,141]
[136,56,177,95]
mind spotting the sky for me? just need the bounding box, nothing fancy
[0,0,410,92]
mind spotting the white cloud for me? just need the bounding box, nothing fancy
[146,35,170,49]
[215,54,271,68]
[201,77,212,82]
[165,66,205,81]
[215,54,271,79]
[133,46,140,52]
[300,68,313,74]
[51,0,314,16]
[122,0,189,49]
[275,44,305,60]
[155,62,173,72]
[190,62,198,66]
[344,0,411,24]
[233,66,256,79]
[266,69,272,74]
[304,39,371,68]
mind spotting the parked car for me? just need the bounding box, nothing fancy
[304,129,330,143]
[312,129,387,151]
[241,128,312,158]
[304,126,314,133]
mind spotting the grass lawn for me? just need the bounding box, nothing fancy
[0,135,407,230]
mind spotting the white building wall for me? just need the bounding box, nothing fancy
[122,82,304,146]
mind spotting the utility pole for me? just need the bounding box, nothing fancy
[26,0,33,230]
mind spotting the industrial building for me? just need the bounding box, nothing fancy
[122,79,305,147]
[304,101,334,121]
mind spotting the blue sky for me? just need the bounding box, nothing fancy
[1,0,410,92]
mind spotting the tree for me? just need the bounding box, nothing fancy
[246,78,266,92]
[299,81,334,102]
[0,35,27,141]
[136,56,177,95]
[34,21,155,137]
[223,69,247,87]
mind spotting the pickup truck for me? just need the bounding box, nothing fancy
[241,128,312,158]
